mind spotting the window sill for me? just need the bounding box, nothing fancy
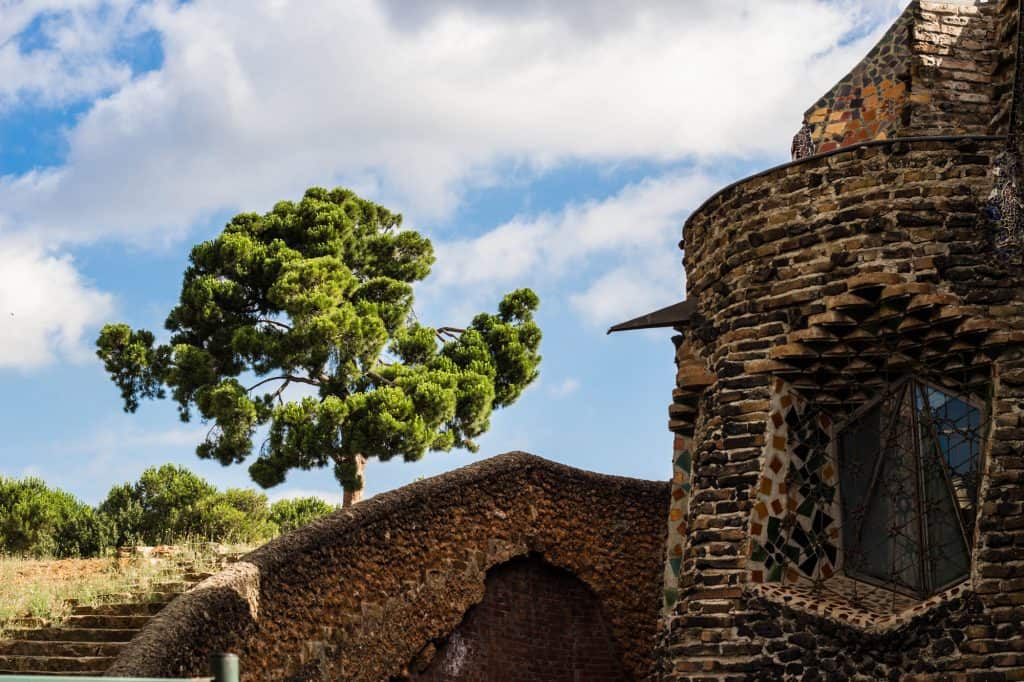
[746,573,971,634]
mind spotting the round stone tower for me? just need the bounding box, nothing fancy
[617,1,1024,678]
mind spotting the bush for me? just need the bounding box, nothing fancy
[269,497,336,534]
[196,489,277,544]
[0,477,111,558]
[51,501,110,558]
[0,464,337,557]
[99,464,216,546]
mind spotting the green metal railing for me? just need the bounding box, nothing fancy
[0,653,238,682]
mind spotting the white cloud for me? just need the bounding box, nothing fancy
[433,170,715,285]
[547,377,580,398]
[0,0,902,244]
[570,264,679,329]
[422,169,708,324]
[0,237,114,368]
[0,0,146,111]
[59,422,207,455]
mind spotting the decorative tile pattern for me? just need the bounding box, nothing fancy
[750,573,973,634]
[790,124,814,160]
[663,434,693,612]
[801,9,912,154]
[749,380,841,585]
[988,151,1023,261]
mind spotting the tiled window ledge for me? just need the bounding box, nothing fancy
[746,574,972,634]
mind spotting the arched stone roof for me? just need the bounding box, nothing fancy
[106,452,669,681]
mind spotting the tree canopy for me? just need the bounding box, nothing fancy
[0,477,109,558]
[0,466,337,557]
[97,187,541,504]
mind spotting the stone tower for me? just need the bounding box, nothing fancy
[616,0,1024,678]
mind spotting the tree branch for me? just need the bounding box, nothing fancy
[269,379,291,406]
[366,371,394,387]
[246,374,322,393]
[435,326,465,341]
[255,318,292,331]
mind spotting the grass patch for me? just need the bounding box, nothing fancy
[0,542,252,638]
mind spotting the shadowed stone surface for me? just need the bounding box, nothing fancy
[106,453,668,681]
[411,556,627,681]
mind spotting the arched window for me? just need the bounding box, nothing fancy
[837,377,984,598]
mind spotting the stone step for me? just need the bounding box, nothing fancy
[70,601,168,617]
[0,654,116,673]
[0,669,107,677]
[8,627,139,643]
[151,582,188,593]
[3,617,49,629]
[0,640,126,657]
[91,590,181,603]
[138,591,183,602]
[61,614,150,630]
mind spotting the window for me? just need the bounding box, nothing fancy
[838,378,984,598]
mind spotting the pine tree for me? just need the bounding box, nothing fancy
[97,187,541,506]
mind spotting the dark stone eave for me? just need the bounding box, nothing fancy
[607,298,696,334]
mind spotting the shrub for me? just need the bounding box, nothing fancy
[99,464,217,546]
[196,489,277,544]
[0,464,335,557]
[0,477,111,557]
[269,497,336,534]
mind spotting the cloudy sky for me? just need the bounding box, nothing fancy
[0,0,906,506]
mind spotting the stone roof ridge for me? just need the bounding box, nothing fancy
[224,451,662,573]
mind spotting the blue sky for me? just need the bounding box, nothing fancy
[0,0,905,506]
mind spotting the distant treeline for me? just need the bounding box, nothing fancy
[0,464,337,558]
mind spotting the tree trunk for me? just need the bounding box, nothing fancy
[342,453,367,508]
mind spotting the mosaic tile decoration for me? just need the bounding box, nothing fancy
[791,124,815,160]
[749,573,973,634]
[749,380,842,585]
[801,7,912,154]
[987,150,1024,261]
[663,434,693,612]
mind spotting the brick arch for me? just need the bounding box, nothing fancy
[409,554,628,681]
[106,453,668,682]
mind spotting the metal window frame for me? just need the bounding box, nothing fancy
[830,375,986,600]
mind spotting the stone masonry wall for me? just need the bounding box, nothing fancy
[909,1,1001,136]
[982,0,1018,133]
[660,135,1024,680]
[106,453,669,682]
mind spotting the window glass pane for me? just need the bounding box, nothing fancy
[837,378,982,598]
[839,389,924,594]
[879,386,925,594]
[916,384,974,591]
[839,401,882,575]
[921,385,982,531]
[920,439,971,589]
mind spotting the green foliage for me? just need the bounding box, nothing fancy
[0,466,334,558]
[97,465,332,547]
[268,497,335,534]
[195,489,277,544]
[99,464,216,546]
[0,478,111,558]
[97,186,542,498]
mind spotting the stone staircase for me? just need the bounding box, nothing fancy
[0,574,211,676]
